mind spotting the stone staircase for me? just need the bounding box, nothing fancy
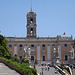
[0,63,20,75]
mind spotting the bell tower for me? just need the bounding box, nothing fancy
[26,10,37,38]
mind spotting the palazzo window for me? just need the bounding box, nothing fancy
[9,44,12,48]
[31,44,34,47]
[42,56,45,61]
[30,18,33,23]
[31,56,34,61]
[52,44,56,47]
[65,55,68,61]
[42,44,45,47]
[64,44,67,47]
[19,56,22,60]
[31,28,33,33]
[19,44,23,48]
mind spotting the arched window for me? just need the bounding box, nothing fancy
[31,28,33,31]
[19,56,22,60]
[31,56,34,61]
[30,18,33,23]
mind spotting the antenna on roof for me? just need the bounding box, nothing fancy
[30,0,32,12]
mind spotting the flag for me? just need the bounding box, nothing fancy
[30,33,33,36]
[30,34,32,36]
[62,32,65,35]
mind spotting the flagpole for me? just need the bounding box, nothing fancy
[0,31,1,34]
[30,0,32,12]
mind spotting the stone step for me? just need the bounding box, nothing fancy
[0,63,20,75]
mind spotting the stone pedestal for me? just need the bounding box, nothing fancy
[56,49,60,66]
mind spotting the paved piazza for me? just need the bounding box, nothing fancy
[36,65,61,75]
[0,63,20,75]
[73,69,75,75]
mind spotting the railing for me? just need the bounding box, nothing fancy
[5,36,73,41]
[61,60,75,65]
[54,64,68,75]
[0,58,24,75]
[31,51,36,54]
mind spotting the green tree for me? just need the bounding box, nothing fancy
[11,55,19,62]
[0,34,11,59]
[20,58,29,64]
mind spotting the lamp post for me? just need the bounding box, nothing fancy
[41,67,43,75]
[24,47,31,65]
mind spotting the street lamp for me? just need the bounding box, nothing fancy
[24,47,31,65]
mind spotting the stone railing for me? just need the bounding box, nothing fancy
[54,65,68,75]
[0,58,24,75]
[6,36,72,42]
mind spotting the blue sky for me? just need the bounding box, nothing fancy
[0,0,75,38]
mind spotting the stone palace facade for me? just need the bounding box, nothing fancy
[6,10,74,64]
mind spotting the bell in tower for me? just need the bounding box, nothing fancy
[26,10,37,38]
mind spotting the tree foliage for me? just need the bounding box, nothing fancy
[0,34,37,75]
[20,58,29,64]
[0,34,11,58]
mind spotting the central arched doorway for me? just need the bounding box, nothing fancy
[31,56,34,61]
[31,56,35,65]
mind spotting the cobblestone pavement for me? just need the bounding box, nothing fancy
[0,63,20,75]
[36,65,61,75]
[73,69,75,75]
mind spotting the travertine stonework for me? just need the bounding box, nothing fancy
[6,11,74,64]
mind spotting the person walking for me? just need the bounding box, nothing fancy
[48,66,50,71]
[42,71,43,75]
[34,63,36,69]
[45,65,47,71]
[40,72,41,75]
